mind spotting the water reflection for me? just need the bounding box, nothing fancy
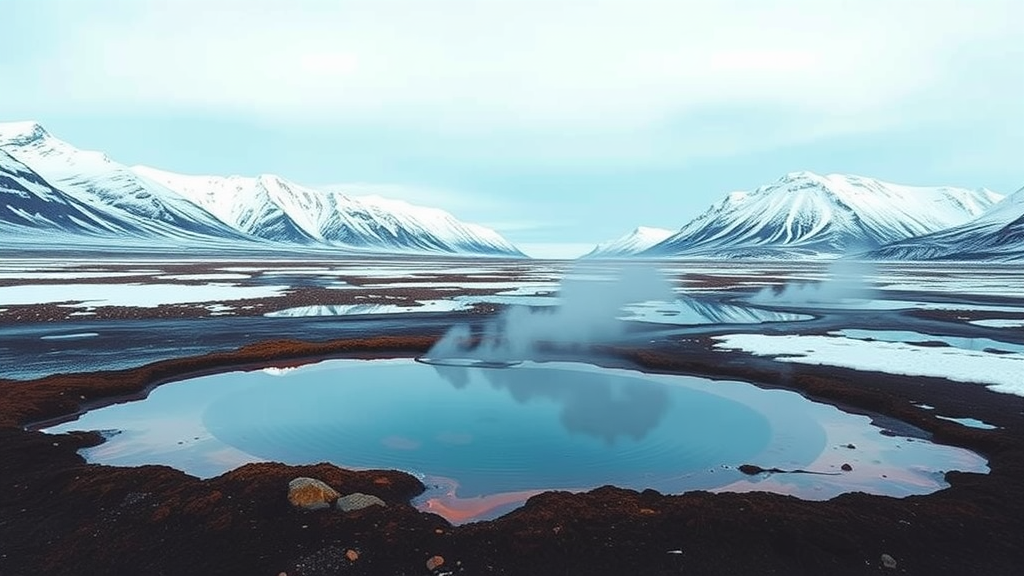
[620,297,811,325]
[41,359,988,524]
[481,366,670,443]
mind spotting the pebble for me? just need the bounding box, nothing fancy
[287,477,340,511]
[881,553,897,569]
[841,463,853,471]
[336,492,387,512]
[345,549,359,562]
[426,555,445,571]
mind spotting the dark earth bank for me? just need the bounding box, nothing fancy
[1,336,1023,576]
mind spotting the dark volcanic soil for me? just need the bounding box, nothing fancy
[2,335,1023,576]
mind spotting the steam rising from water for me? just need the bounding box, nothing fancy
[750,260,877,306]
[424,264,675,363]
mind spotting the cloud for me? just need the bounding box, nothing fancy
[7,1,1020,133]
[4,0,1020,174]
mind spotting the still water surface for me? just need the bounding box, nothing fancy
[44,359,987,522]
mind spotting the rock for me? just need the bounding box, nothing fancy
[841,463,853,471]
[738,464,765,475]
[287,477,340,511]
[345,549,359,562]
[881,553,897,569]
[426,555,445,571]
[336,492,387,512]
[845,443,856,449]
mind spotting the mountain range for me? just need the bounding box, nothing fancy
[0,121,523,257]
[641,172,1003,259]
[587,172,1019,261]
[3,121,1020,261]
[867,185,1024,262]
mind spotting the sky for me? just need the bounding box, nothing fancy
[3,0,1022,258]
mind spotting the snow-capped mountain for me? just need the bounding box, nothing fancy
[644,171,1003,258]
[0,121,523,256]
[0,149,142,239]
[583,227,674,258]
[131,167,316,244]
[869,185,1024,261]
[132,166,523,256]
[0,122,251,244]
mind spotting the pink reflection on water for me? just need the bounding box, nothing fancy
[415,474,583,524]
[712,424,987,500]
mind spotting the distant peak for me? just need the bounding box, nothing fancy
[0,121,50,145]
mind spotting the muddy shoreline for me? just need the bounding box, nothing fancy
[1,334,1023,576]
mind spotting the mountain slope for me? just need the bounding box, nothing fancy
[133,166,524,256]
[644,172,1003,258]
[0,121,523,256]
[0,122,252,244]
[131,167,316,244]
[869,185,1024,261]
[0,149,144,238]
[583,227,674,258]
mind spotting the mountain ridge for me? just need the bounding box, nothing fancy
[0,121,523,257]
[642,171,1002,259]
[867,185,1024,262]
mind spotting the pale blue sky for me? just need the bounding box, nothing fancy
[4,0,1022,257]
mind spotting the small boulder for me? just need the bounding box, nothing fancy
[841,463,853,472]
[288,477,340,511]
[881,553,897,569]
[345,549,359,562]
[426,555,445,571]
[336,492,387,512]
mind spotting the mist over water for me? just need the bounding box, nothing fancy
[750,260,878,306]
[425,264,675,363]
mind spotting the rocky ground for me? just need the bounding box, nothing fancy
[1,334,1023,576]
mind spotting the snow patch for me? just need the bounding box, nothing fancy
[0,283,288,308]
[713,333,1024,397]
[970,318,1024,329]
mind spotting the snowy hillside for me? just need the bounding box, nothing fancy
[645,172,1003,258]
[0,149,143,239]
[869,185,1024,261]
[583,227,674,258]
[131,167,316,244]
[0,122,250,244]
[133,166,523,256]
[0,121,523,256]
